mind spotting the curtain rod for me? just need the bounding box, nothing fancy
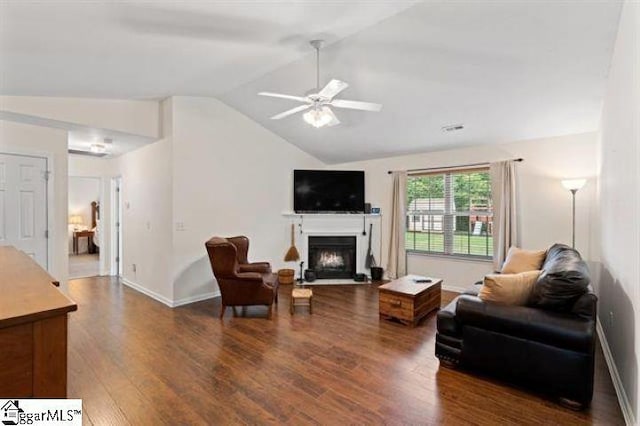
[387,158,523,174]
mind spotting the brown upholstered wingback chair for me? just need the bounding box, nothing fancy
[205,236,278,318]
[227,236,272,274]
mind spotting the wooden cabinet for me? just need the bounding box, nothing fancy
[0,247,77,397]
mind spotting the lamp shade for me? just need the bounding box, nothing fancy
[561,179,586,191]
[69,215,83,226]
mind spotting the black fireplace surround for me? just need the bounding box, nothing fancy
[308,236,356,279]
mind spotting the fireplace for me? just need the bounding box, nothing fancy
[308,236,357,279]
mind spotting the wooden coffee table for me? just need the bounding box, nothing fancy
[378,275,442,327]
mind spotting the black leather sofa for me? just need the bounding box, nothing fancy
[436,244,597,408]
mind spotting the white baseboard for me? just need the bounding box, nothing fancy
[173,291,220,307]
[597,318,635,426]
[120,278,219,308]
[442,284,468,294]
[121,278,174,307]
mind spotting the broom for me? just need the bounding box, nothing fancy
[284,223,300,262]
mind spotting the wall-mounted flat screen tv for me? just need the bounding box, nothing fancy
[294,170,365,213]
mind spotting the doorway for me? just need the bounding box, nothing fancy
[0,153,48,268]
[68,176,101,279]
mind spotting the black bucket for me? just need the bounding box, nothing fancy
[370,267,384,281]
[304,269,317,282]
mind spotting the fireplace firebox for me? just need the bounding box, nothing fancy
[308,236,357,279]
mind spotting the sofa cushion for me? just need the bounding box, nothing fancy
[456,295,595,353]
[501,247,546,274]
[479,270,541,305]
[529,244,590,311]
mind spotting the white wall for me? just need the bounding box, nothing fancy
[107,96,324,305]
[170,96,324,303]
[595,1,639,423]
[332,132,598,290]
[0,120,69,287]
[69,155,117,177]
[117,136,173,304]
[0,96,160,138]
[68,176,100,253]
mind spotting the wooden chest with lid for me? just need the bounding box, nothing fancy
[378,275,442,327]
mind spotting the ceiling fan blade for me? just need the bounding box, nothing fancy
[323,107,341,127]
[330,99,383,112]
[318,79,349,99]
[270,104,311,120]
[258,92,310,103]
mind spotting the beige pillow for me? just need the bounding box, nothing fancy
[479,270,542,305]
[501,247,546,274]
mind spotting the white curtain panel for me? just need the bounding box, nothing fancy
[387,171,407,278]
[490,160,519,271]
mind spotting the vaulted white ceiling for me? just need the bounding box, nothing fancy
[0,1,623,163]
[0,1,418,98]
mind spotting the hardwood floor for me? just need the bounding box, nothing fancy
[67,277,624,425]
[68,253,100,279]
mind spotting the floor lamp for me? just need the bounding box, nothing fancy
[561,179,586,248]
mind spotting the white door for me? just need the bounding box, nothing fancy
[0,153,48,268]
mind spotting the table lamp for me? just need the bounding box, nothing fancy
[69,215,83,231]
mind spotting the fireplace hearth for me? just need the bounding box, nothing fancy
[308,236,357,279]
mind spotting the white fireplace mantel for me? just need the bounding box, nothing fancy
[282,212,382,218]
[282,212,382,278]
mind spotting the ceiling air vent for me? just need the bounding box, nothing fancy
[441,124,464,132]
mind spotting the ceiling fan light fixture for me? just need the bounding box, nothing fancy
[303,107,332,128]
[258,38,381,126]
[90,143,108,154]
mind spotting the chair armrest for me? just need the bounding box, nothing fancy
[233,272,278,292]
[235,272,263,281]
[456,295,595,353]
[238,262,272,274]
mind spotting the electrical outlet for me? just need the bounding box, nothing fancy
[132,263,137,273]
[609,311,614,327]
[176,222,185,231]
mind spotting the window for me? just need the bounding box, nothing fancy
[406,168,493,259]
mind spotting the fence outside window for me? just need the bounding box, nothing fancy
[406,168,493,259]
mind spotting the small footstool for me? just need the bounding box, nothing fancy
[290,288,313,314]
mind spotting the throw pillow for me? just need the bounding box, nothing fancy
[501,247,546,274]
[479,270,542,305]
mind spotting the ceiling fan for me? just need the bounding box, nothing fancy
[258,40,382,128]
